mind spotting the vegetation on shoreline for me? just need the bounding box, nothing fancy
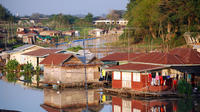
[123,0,200,51]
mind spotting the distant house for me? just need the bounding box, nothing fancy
[17,31,27,38]
[40,53,102,84]
[5,44,43,65]
[104,48,200,92]
[28,26,45,33]
[62,30,75,36]
[22,33,37,44]
[88,29,105,37]
[17,27,26,32]
[93,19,128,26]
[22,48,62,68]
[40,30,62,37]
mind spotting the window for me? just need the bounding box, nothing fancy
[133,108,141,112]
[114,105,121,112]
[133,73,140,82]
[114,72,121,80]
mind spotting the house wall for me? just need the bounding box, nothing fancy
[44,89,100,108]
[22,55,44,68]
[112,71,169,92]
[10,46,41,65]
[112,71,122,89]
[43,65,100,83]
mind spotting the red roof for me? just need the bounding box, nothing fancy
[28,30,38,34]
[22,48,62,57]
[131,52,184,65]
[169,48,200,64]
[40,53,73,66]
[17,31,26,34]
[100,52,144,61]
[107,63,164,71]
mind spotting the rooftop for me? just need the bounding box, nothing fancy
[22,48,62,57]
[40,53,73,66]
[100,52,144,61]
[106,63,165,72]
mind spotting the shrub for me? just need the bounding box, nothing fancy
[177,79,192,96]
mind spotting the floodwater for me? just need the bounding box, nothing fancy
[0,80,200,112]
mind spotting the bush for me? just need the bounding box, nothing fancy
[67,46,83,52]
[177,79,192,96]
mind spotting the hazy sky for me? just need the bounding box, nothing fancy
[0,0,129,16]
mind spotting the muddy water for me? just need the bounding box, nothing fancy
[0,80,199,112]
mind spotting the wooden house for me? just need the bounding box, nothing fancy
[41,89,100,111]
[104,48,200,92]
[40,53,102,84]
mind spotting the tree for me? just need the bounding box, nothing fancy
[85,13,93,22]
[21,62,33,85]
[107,10,125,21]
[124,0,200,51]
[5,60,19,82]
[0,4,14,21]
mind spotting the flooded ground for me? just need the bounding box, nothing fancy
[0,80,200,112]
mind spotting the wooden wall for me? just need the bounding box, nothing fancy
[43,65,100,83]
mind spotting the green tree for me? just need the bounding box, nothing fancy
[85,13,93,23]
[21,62,33,85]
[0,4,14,21]
[5,60,19,82]
[177,79,192,96]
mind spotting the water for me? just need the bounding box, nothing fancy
[0,80,200,112]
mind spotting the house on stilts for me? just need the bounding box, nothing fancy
[103,48,200,92]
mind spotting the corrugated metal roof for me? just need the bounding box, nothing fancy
[5,44,37,54]
[106,63,165,72]
[22,48,62,57]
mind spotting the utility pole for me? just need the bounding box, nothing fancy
[83,28,88,112]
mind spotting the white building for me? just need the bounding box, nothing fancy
[93,19,128,26]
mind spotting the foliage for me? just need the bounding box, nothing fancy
[0,4,14,21]
[45,13,94,29]
[85,13,93,23]
[124,0,200,51]
[21,62,33,85]
[177,79,192,96]
[107,10,125,21]
[5,60,19,82]
[67,46,83,52]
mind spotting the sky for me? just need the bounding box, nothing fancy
[0,0,129,16]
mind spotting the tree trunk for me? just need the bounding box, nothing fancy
[149,25,156,39]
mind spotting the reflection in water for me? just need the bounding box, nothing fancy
[1,80,200,112]
[112,97,174,112]
[41,89,102,112]
[40,88,200,112]
[112,96,200,112]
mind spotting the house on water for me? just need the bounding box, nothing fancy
[103,48,200,92]
[22,48,63,68]
[40,53,102,84]
[5,44,43,65]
